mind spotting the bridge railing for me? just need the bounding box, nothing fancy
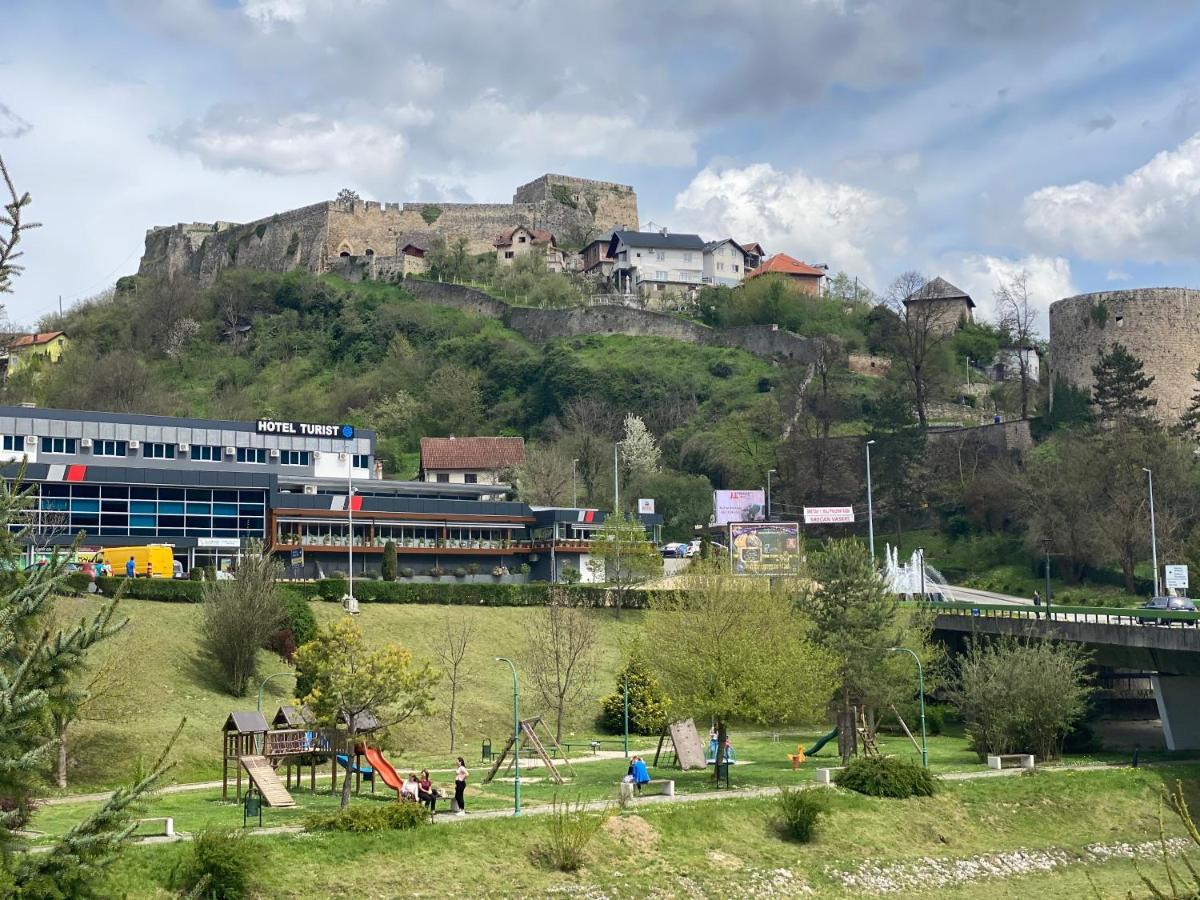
[915,599,1200,627]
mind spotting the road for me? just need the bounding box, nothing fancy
[929,584,1032,606]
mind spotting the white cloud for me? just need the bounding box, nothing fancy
[938,253,1076,330]
[671,163,906,283]
[1024,133,1200,262]
[163,112,406,176]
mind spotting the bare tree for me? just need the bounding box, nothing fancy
[430,612,476,752]
[521,596,598,742]
[0,154,40,295]
[513,441,574,505]
[994,271,1039,418]
[884,270,953,428]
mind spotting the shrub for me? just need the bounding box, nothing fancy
[304,801,428,833]
[536,795,609,872]
[290,580,657,608]
[923,705,946,736]
[400,566,414,578]
[596,652,668,735]
[420,204,442,225]
[263,628,297,663]
[174,828,258,899]
[775,788,826,843]
[834,756,936,798]
[381,541,398,582]
[560,565,581,585]
[428,566,446,579]
[516,563,531,575]
[453,567,467,578]
[466,563,480,576]
[283,593,317,647]
[190,567,204,582]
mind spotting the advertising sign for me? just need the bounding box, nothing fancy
[197,537,241,548]
[290,548,305,569]
[256,420,355,439]
[1166,565,1189,590]
[713,489,766,526]
[637,498,655,514]
[803,506,855,524]
[729,522,802,576]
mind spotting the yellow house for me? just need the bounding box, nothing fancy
[5,331,69,377]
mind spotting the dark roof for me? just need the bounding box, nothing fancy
[906,276,976,308]
[495,227,556,248]
[609,230,705,252]
[702,239,747,254]
[224,711,268,734]
[340,709,381,732]
[420,436,526,471]
[272,705,314,728]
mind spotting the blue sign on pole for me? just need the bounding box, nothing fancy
[290,548,304,569]
[971,607,980,617]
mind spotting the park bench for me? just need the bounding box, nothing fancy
[619,778,674,801]
[987,754,1035,771]
[816,767,845,785]
[136,817,175,838]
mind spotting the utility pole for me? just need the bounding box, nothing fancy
[345,439,358,614]
[1144,468,1160,596]
[865,440,877,562]
[613,443,620,513]
[572,458,579,508]
[766,468,776,521]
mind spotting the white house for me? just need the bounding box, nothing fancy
[702,239,748,287]
[607,230,707,296]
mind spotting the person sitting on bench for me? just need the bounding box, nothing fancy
[401,773,421,802]
[417,769,440,811]
[631,756,651,793]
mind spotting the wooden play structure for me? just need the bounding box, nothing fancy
[221,710,348,805]
[482,716,574,785]
[653,718,707,771]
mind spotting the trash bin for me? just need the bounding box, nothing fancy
[243,790,262,827]
[481,739,492,762]
[714,761,731,789]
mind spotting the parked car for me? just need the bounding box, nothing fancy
[660,543,688,558]
[1138,596,1197,625]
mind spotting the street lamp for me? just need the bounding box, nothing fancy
[887,647,927,768]
[865,440,877,562]
[257,671,295,713]
[1041,538,1053,620]
[494,657,521,815]
[572,458,579,508]
[766,469,777,521]
[1144,468,1160,597]
[345,439,358,614]
[623,672,630,759]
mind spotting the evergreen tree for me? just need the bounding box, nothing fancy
[596,650,668,736]
[381,540,398,582]
[1175,365,1200,439]
[1092,343,1156,426]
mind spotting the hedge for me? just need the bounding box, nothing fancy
[61,574,658,608]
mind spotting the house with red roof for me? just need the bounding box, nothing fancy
[741,241,768,271]
[2,331,68,379]
[419,436,525,499]
[494,226,565,273]
[746,254,826,295]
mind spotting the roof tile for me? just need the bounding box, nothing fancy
[420,436,526,471]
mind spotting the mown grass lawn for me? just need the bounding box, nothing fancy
[63,764,1200,898]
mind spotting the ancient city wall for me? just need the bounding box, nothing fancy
[1049,288,1200,421]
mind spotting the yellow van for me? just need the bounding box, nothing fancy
[96,545,178,579]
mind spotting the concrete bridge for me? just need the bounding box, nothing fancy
[930,601,1200,750]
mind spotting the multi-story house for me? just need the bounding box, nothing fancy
[580,232,616,278]
[702,239,748,287]
[607,230,707,296]
[419,436,526,500]
[747,253,826,296]
[741,241,768,272]
[494,227,565,273]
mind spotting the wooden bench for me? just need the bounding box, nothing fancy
[137,816,175,838]
[816,767,845,785]
[619,778,674,801]
[987,754,1035,771]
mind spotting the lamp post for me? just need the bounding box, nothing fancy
[256,671,295,713]
[766,468,777,521]
[345,439,358,614]
[865,440,877,562]
[613,443,621,513]
[887,647,927,768]
[1041,538,1053,620]
[1144,467,1160,597]
[495,657,521,816]
[572,458,579,508]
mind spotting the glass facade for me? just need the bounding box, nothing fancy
[28,483,267,539]
[275,520,515,549]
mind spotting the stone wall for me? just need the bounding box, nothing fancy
[401,279,509,319]
[1049,288,1200,421]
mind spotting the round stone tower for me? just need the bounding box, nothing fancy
[1049,288,1200,422]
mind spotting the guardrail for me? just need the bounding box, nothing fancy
[918,599,1200,627]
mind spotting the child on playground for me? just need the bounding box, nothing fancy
[418,769,439,811]
[454,757,469,816]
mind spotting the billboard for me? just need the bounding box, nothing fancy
[1166,565,1189,590]
[638,498,655,514]
[729,522,802,576]
[804,506,855,524]
[713,489,766,526]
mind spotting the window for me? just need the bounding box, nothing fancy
[717,247,725,256]
[279,450,311,466]
[143,442,176,459]
[733,264,739,273]
[465,473,478,484]
[2,435,22,452]
[353,454,370,470]
[518,235,527,243]
[94,440,127,457]
[191,445,222,462]
[40,437,78,455]
[236,447,267,464]
[683,252,692,262]
[655,270,668,280]
[717,262,726,272]
[655,251,665,261]
[436,473,450,483]
[504,251,514,259]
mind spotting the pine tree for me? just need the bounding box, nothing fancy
[1092,343,1156,426]
[1175,365,1200,439]
[596,651,668,736]
[381,540,397,582]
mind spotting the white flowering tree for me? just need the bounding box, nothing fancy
[620,414,660,474]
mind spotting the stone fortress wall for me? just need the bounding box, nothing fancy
[137,175,639,286]
[1049,288,1200,421]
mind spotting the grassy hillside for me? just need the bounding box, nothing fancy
[51,595,646,791]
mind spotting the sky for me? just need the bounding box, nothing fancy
[5,0,1200,331]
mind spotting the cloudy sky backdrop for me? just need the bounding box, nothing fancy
[5,0,1200,329]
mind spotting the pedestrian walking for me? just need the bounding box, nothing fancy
[454,756,469,816]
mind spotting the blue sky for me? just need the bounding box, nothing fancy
[5,0,1200,329]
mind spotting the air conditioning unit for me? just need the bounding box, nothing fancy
[24,436,35,447]
[225,446,236,456]
[338,452,348,461]
[178,443,190,452]
[127,440,140,450]
[313,451,322,459]
[80,438,93,449]
[269,448,280,458]
[303,484,317,495]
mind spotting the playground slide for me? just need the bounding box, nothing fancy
[805,727,839,756]
[335,754,375,780]
[362,747,404,794]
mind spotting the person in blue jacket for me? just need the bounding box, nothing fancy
[630,756,651,792]
[125,556,136,578]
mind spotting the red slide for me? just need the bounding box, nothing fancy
[363,747,404,796]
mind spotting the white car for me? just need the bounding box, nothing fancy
[660,543,689,558]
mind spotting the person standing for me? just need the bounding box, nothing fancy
[454,757,469,816]
[125,556,136,578]
[1032,590,1042,620]
[708,726,719,762]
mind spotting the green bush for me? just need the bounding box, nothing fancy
[282,593,317,647]
[66,575,205,602]
[596,653,668,735]
[775,788,826,842]
[303,801,428,833]
[174,828,258,899]
[536,795,608,872]
[923,705,946,736]
[294,579,653,608]
[381,540,398,582]
[834,756,936,798]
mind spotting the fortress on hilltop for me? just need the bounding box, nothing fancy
[137,174,639,284]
